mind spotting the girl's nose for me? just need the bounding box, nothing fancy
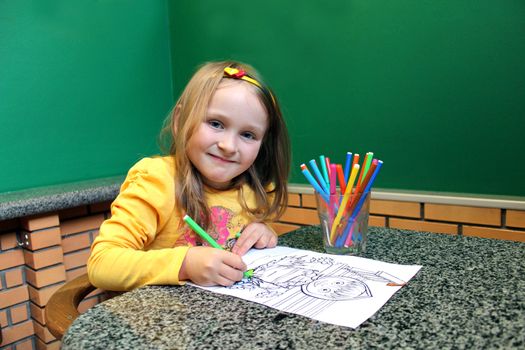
[217,133,237,154]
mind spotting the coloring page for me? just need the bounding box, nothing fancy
[191,246,422,328]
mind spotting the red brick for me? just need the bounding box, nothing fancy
[5,267,24,288]
[90,230,99,242]
[463,226,525,242]
[65,266,87,282]
[1,232,19,250]
[272,222,301,235]
[25,227,62,251]
[21,215,59,232]
[370,199,420,218]
[0,309,7,327]
[0,249,25,270]
[28,283,63,307]
[0,320,34,347]
[0,285,29,309]
[23,247,64,270]
[280,207,319,226]
[368,215,386,227]
[301,194,317,208]
[30,302,46,325]
[10,303,30,324]
[33,319,56,343]
[390,218,458,235]
[14,338,34,350]
[25,265,66,288]
[63,249,91,270]
[35,337,61,350]
[60,214,105,236]
[287,194,300,206]
[62,232,91,253]
[507,210,525,229]
[425,204,500,226]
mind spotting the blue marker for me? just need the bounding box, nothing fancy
[308,159,329,195]
[301,164,329,203]
[343,152,352,184]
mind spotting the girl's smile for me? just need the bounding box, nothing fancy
[186,80,268,190]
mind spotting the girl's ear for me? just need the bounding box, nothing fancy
[172,104,181,135]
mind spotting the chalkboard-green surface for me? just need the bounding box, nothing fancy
[0,1,173,193]
[168,1,525,197]
[2,1,524,198]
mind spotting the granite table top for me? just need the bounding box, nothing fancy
[62,226,525,349]
[0,176,123,221]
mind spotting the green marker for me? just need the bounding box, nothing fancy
[183,215,253,279]
[183,215,222,249]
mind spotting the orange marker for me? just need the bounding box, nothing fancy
[336,164,346,194]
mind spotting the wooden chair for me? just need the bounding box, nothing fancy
[45,273,96,340]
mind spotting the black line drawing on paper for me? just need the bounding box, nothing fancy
[231,254,406,317]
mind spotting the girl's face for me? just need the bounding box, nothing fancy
[187,80,268,190]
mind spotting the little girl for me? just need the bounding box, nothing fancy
[87,61,290,291]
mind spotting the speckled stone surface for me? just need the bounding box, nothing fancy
[0,176,123,220]
[62,227,525,349]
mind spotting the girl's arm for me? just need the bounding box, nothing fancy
[87,158,187,291]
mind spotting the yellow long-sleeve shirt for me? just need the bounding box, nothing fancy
[87,156,259,291]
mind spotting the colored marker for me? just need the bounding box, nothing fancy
[343,160,383,247]
[338,159,378,247]
[183,215,253,278]
[325,157,332,184]
[347,159,378,214]
[358,152,374,187]
[352,160,383,221]
[351,154,360,174]
[308,159,329,195]
[343,152,352,184]
[329,163,360,245]
[301,164,329,202]
[319,155,329,185]
[329,163,337,195]
[183,215,221,249]
[336,164,346,194]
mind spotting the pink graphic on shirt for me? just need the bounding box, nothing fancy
[209,206,236,245]
[180,206,242,247]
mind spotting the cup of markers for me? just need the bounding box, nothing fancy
[300,152,383,256]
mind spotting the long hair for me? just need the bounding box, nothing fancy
[159,61,290,229]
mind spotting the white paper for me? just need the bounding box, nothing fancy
[191,246,422,329]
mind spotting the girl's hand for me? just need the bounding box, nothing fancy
[179,246,246,286]
[231,222,278,256]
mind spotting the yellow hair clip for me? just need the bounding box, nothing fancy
[223,67,263,89]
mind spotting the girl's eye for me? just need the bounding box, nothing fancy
[241,132,256,140]
[208,120,223,129]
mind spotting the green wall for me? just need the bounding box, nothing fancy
[0,1,173,193]
[168,0,525,197]
[2,1,524,198]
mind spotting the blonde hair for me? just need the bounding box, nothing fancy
[159,61,290,229]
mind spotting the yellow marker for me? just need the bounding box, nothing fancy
[329,164,360,244]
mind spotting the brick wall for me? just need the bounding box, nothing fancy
[273,192,525,241]
[1,191,525,348]
[0,203,112,350]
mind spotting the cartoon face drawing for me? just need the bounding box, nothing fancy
[302,276,371,301]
